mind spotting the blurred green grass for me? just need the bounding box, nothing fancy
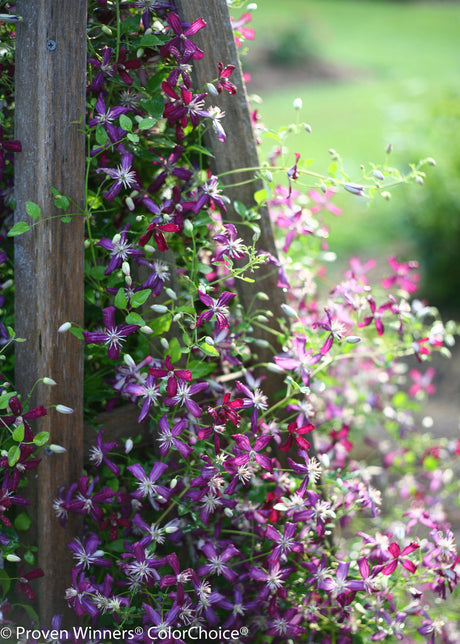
[245,0,460,259]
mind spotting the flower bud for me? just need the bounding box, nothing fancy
[183,219,193,236]
[373,169,384,181]
[281,303,298,318]
[381,191,391,201]
[344,182,365,196]
[100,24,112,35]
[112,233,121,245]
[415,176,424,185]
[266,363,285,374]
[206,82,219,96]
[293,97,303,110]
[170,478,178,489]
[58,322,72,333]
[304,123,312,133]
[122,261,131,276]
[151,304,168,313]
[48,444,67,453]
[205,336,214,346]
[385,143,392,154]
[43,377,57,386]
[140,326,154,334]
[125,438,133,454]
[345,336,362,344]
[256,292,270,301]
[247,3,257,9]
[143,244,155,254]
[160,338,169,350]
[136,48,144,58]
[6,554,21,563]
[165,288,177,300]
[55,404,74,415]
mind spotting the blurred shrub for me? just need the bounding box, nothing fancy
[395,90,460,314]
[266,24,319,66]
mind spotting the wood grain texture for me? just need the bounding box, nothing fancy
[14,0,87,625]
[174,0,287,400]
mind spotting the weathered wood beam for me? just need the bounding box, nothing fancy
[174,0,287,401]
[14,0,87,625]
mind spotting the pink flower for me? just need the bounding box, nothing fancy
[408,367,436,397]
[308,188,342,215]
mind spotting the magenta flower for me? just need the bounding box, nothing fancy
[286,152,300,197]
[381,255,420,293]
[274,335,321,386]
[408,367,436,397]
[83,306,139,360]
[149,354,192,397]
[216,61,237,94]
[196,289,236,329]
[358,296,394,336]
[308,188,342,215]
[280,420,315,453]
[231,433,273,473]
[15,565,44,601]
[379,541,420,575]
[314,308,346,355]
[317,561,365,606]
[160,12,207,61]
[231,12,255,47]
[88,94,130,131]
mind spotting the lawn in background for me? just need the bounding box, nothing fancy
[246,0,460,262]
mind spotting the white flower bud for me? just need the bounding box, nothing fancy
[165,288,177,300]
[160,337,170,350]
[206,83,219,96]
[205,336,214,346]
[143,244,155,254]
[256,292,270,301]
[170,478,178,489]
[125,438,133,454]
[136,48,144,58]
[293,97,303,110]
[101,24,112,35]
[43,377,57,386]
[183,219,193,236]
[345,336,362,344]
[122,261,131,276]
[281,303,298,318]
[247,3,257,10]
[266,363,284,374]
[55,404,74,415]
[373,169,384,181]
[344,182,365,196]
[125,196,135,211]
[112,233,121,245]
[6,554,21,563]
[58,322,72,333]
[140,326,154,334]
[48,444,67,453]
[305,123,312,133]
[151,304,168,313]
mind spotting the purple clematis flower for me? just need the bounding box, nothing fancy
[68,533,110,571]
[164,380,208,417]
[231,433,273,473]
[265,522,303,565]
[88,429,120,476]
[97,229,144,275]
[196,289,235,329]
[149,354,192,397]
[197,542,241,582]
[83,306,139,360]
[127,461,171,505]
[123,373,161,423]
[156,413,192,457]
[97,152,139,201]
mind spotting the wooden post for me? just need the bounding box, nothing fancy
[175,0,287,399]
[14,1,87,625]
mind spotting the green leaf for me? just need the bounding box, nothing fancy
[8,445,20,467]
[200,341,220,357]
[60,215,72,223]
[70,327,84,340]
[0,391,17,410]
[125,312,145,326]
[188,359,218,379]
[150,313,172,336]
[12,423,25,442]
[140,96,164,119]
[127,132,139,143]
[198,263,213,275]
[138,117,157,130]
[138,33,164,47]
[25,201,41,219]
[0,569,11,595]
[95,123,108,146]
[233,200,248,218]
[33,431,49,446]
[24,550,35,565]
[54,194,70,210]
[254,189,268,205]
[114,288,128,311]
[119,114,133,132]
[14,511,31,531]
[7,221,30,237]
[423,454,438,471]
[87,192,103,211]
[168,337,182,363]
[130,289,151,308]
